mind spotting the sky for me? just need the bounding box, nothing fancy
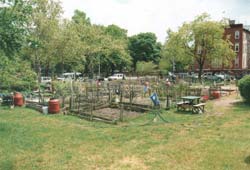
[60,0,250,42]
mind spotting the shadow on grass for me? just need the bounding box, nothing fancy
[0,160,14,170]
[244,156,250,164]
[174,110,198,115]
[231,101,250,112]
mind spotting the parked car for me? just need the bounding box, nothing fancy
[41,76,52,84]
[57,72,83,81]
[96,76,105,81]
[190,73,198,79]
[215,73,233,81]
[202,72,221,81]
[108,73,126,81]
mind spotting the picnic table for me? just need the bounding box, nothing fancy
[177,96,205,113]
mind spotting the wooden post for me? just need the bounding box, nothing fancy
[120,83,123,103]
[166,86,170,110]
[91,83,94,121]
[86,86,88,100]
[108,83,111,104]
[120,103,124,122]
[129,85,132,110]
[78,94,80,114]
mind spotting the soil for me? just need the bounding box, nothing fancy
[92,108,142,120]
[211,91,241,115]
[213,93,240,107]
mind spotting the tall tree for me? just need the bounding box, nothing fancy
[72,9,90,25]
[54,19,86,74]
[27,0,62,78]
[105,24,127,39]
[128,32,162,72]
[0,0,32,57]
[0,0,37,91]
[83,25,131,76]
[163,13,235,80]
[160,29,192,74]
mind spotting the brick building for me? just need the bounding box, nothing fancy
[197,21,250,73]
[225,21,250,70]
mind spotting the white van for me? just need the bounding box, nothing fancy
[57,72,82,81]
[41,76,52,84]
[108,73,126,81]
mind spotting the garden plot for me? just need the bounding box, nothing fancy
[92,108,142,120]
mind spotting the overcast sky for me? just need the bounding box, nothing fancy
[60,0,250,42]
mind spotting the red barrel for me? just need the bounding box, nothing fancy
[48,99,60,114]
[14,92,24,106]
[212,91,220,99]
[201,95,209,102]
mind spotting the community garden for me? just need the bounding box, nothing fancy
[1,79,250,169]
[1,0,250,169]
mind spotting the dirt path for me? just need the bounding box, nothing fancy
[210,92,241,115]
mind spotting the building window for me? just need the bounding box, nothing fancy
[235,43,240,52]
[235,31,240,39]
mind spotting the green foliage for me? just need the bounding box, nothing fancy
[136,61,157,75]
[129,32,162,71]
[105,24,127,39]
[162,13,235,80]
[83,24,131,76]
[0,55,37,92]
[72,9,91,25]
[160,29,192,73]
[0,0,32,57]
[27,0,63,75]
[238,75,250,103]
[52,81,71,97]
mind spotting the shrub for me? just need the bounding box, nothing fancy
[238,75,250,103]
[0,57,37,92]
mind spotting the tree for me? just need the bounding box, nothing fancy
[163,13,235,81]
[72,9,90,25]
[26,0,62,78]
[54,19,86,74]
[0,0,37,92]
[128,32,162,72]
[160,29,192,74]
[105,24,127,39]
[0,53,37,91]
[0,0,32,57]
[136,61,157,75]
[82,24,131,77]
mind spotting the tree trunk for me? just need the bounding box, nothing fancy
[198,59,204,83]
[133,60,137,72]
[45,62,50,76]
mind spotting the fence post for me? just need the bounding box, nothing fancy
[120,103,124,122]
[78,94,80,114]
[119,83,123,103]
[108,83,112,104]
[91,84,94,121]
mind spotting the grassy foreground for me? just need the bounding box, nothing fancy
[1,97,250,170]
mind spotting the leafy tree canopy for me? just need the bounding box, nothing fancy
[128,32,162,72]
[0,0,32,57]
[162,13,235,80]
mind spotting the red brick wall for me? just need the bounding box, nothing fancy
[194,24,243,72]
[224,24,243,69]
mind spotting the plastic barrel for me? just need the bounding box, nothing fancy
[14,92,24,106]
[48,99,60,114]
[212,91,220,99]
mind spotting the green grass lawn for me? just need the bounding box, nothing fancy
[1,97,250,170]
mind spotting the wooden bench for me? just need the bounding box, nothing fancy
[192,103,205,114]
[177,101,191,111]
